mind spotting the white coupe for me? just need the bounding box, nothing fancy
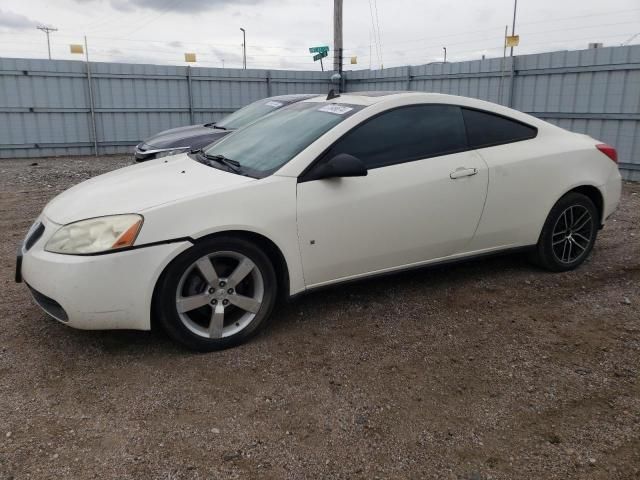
[17,91,622,350]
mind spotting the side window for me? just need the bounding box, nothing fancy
[462,108,537,149]
[324,104,467,170]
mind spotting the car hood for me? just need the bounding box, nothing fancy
[142,124,233,150]
[43,154,254,225]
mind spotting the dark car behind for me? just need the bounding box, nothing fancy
[133,94,319,162]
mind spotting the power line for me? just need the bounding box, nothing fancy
[0,31,318,52]
[86,0,186,34]
[3,17,635,63]
[346,20,640,58]
[120,0,188,38]
[343,7,640,52]
[357,31,637,65]
[3,30,635,71]
[4,6,637,55]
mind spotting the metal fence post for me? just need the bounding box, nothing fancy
[186,65,194,124]
[84,36,98,157]
[508,56,517,107]
[266,70,272,97]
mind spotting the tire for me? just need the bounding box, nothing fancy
[155,236,278,351]
[532,192,599,272]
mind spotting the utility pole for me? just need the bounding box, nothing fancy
[240,27,247,69]
[498,25,508,103]
[443,47,447,63]
[333,0,343,72]
[37,25,57,60]
[510,0,518,57]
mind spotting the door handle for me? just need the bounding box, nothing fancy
[450,167,478,179]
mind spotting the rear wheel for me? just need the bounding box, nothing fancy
[155,237,277,351]
[533,192,598,272]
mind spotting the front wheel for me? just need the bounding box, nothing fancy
[532,192,599,272]
[155,237,278,351]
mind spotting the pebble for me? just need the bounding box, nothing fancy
[589,458,596,465]
[6,432,11,438]
[622,297,631,305]
[223,452,240,462]
[211,428,220,434]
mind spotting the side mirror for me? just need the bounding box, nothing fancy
[307,153,368,181]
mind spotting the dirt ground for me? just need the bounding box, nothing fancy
[0,155,638,480]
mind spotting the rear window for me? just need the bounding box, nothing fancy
[462,108,537,149]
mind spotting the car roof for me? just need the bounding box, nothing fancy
[301,90,552,128]
[302,90,425,106]
[268,93,321,103]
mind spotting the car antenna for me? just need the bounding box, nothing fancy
[326,89,340,100]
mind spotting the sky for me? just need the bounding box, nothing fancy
[0,0,639,70]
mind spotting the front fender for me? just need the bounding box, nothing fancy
[137,176,305,295]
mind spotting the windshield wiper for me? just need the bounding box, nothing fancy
[204,123,226,130]
[189,149,255,177]
[201,152,242,173]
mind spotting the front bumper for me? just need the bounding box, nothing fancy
[18,216,191,330]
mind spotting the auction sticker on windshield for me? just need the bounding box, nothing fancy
[318,104,353,115]
[265,101,284,108]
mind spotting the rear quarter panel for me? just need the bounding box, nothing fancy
[467,129,618,252]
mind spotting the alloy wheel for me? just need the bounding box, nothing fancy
[175,251,264,339]
[551,205,594,264]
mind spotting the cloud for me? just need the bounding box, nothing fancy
[0,9,41,30]
[75,0,263,14]
[210,46,243,63]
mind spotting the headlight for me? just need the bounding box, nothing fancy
[155,148,190,159]
[45,214,143,254]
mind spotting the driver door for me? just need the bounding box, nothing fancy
[296,104,488,288]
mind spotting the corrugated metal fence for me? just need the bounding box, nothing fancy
[1,44,639,179]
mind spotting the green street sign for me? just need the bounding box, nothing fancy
[313,51,328,61]
[309,46,329,54]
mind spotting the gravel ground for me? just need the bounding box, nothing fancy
[0,155,639,480]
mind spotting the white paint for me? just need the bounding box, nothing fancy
[20,92,622,332]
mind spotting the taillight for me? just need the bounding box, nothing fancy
[596,143,618,163]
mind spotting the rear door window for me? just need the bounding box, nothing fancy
[462,108,537,149]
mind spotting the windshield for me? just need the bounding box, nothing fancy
[203,102,363,176]
[216,98,289,130]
